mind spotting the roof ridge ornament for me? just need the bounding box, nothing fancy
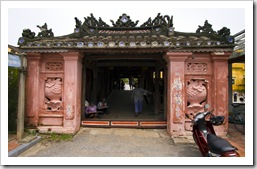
[82,13,110,28]
[140,13,173,28]
[195,20,233,44]
[75,17,82,28]
[36,23,54,37]
[17,13,235,48]
[196,20,214,34]
[196,20,231,37]
[72,13,175,38]
[110,14,139,27]
[76,13,173,30]
[217,27,231,37]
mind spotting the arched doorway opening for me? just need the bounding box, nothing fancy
[81,53,167,128]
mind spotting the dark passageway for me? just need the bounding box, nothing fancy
[85,89,164,120]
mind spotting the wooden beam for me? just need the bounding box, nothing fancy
[84,54,163,60]
[96,61,155,67]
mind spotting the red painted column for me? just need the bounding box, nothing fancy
[164,52,192,136]
[61,52,84,134]
[25,53,41,126]
[211,52,231,135]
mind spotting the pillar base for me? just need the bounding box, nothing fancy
[37,126,80,135]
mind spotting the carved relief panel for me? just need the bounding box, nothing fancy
[45,77,63,111]
[38,59,64,126]
[185,54,212,75]
[185,78,209,131]
[45,62,63,71]
[40,59,64,112]
[187,79,207,108]
[184,57,212,131]
[185,59,211,112]
[187,62,207,73]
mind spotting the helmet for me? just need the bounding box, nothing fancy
[210,116,224,126]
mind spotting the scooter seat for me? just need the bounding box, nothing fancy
[207,134,237,154]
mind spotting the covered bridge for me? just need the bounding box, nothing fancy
[17,13,235,136]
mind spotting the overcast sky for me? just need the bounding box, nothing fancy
[4,1,249,46]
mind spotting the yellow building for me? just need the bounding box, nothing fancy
[230,30,245,104]
[232,63,245,103]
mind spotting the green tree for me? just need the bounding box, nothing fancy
[8,67,19,132]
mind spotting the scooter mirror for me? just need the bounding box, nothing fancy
[205,104,210,109]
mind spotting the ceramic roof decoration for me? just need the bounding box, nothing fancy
[17,13,235,52]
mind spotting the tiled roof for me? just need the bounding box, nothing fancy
[18,13,235,52]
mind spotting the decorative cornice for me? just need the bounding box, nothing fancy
[17,13,235,51]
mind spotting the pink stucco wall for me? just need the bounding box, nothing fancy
[25,51,230,136]
[25,52,83,134]
[164,52,231,137]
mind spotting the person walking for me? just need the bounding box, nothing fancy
[131,83,151,117]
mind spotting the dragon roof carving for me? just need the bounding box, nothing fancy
[17,13,235,51]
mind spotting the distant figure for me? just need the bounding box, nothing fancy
[97,98,109,115]
[129,76,134,90]
[85,102,98,118]
[233,92,238,102]
[131,83,152,117]
[121,80,125,90]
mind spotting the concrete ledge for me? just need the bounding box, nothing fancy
[8,136,42,157]
[171,136,195,144]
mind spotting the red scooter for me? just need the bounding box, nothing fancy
[186,104,240,157]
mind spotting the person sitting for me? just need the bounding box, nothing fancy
[85,100,89,107]
[85,102,98,118]
[97,98,109,115]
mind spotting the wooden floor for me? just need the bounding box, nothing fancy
[81,90,166,128]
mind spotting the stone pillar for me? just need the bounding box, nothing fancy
[81,62,86,120]
[25,53,41,127]
[61,52,84,134]
[17,55,26,140]
[211,52,231,135]
[164,52,192,136]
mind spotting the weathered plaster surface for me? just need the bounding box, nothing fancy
[25,52,83,134]
[164,52,231,137]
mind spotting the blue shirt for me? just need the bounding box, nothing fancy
[131,87,148,102]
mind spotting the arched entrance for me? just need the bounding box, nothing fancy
[81,52,167,128]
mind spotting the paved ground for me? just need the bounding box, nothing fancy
[8,87,245,159]
[226,123,245,157]
[18,127,202,157]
